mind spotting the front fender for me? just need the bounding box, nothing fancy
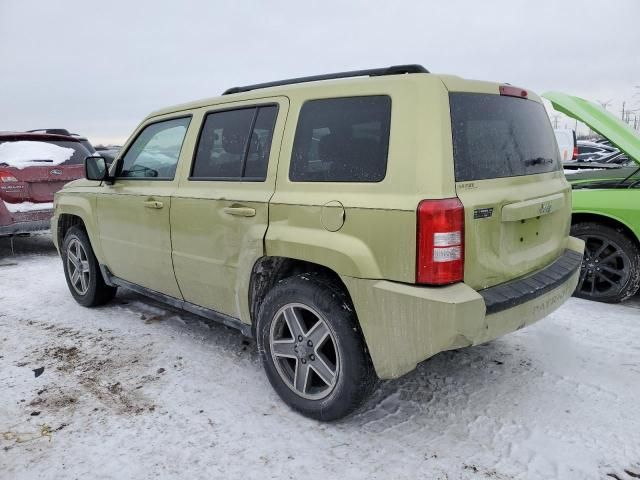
[54,192,104,263]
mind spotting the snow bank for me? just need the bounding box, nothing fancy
[3,201,54,213]
[0,141,74,169]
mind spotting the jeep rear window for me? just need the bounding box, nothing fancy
[290,96,391,182]
[450,93,561,182]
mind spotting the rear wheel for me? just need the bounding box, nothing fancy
[62,226,117,307]
[257,274,376,421]
[571,222,640,303]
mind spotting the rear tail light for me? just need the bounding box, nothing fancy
[572,146,579,160]
[0,170,18,182]
[416,198,464,285]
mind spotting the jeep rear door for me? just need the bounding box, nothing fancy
[170,97,288,320]
[446,87,572,290]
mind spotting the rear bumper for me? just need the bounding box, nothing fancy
[479,248,583,314]
[0,219,51,236]
[0,207,53,236]
[0,202,54,236]
[342,236,584,379]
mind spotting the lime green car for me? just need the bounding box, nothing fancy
[52,66,583,420]
[545,92,640,303]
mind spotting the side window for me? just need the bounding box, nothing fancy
[191,105,278,181]
[290,96,391,182]
[118,117,191,179]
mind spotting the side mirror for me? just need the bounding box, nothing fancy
[85,156,108,181]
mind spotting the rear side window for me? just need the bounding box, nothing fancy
[119,117,191,179]
[290,96,391,182]
[450,93,560,182]
[191,105,278,181]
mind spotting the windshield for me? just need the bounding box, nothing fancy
[450,93,561,182]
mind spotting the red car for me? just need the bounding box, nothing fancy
[0,132,90,236]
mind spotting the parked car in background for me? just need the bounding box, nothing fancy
[94,145,121,166]
[53,65,583,420]
[0,132,90,236]
[544,91,640,303]
[576,140,619,162]
[554,129,577,162]
[595,137,614,147]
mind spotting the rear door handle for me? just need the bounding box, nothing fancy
[143,200,164,209]
[223,206,256,217]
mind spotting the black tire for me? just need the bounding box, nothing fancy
[571,222,640,303]
[61,226,117,307]
[257,274,377,421]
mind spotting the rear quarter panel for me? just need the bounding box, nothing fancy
[266,74,457,282]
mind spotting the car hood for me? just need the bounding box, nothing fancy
[543,91,640,166]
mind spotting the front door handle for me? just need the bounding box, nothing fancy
[143,200,164,209]
[223,206,256,217]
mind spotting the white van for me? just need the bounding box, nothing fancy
[554,129,577,162]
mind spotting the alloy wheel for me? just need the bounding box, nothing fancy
[269,303,340,400]
[577,234,631,298]
[66,238,91,295]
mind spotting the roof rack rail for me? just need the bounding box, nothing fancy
[222,64,429,95]
[27,128,72,136]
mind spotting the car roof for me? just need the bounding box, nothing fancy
[146,67,526,119]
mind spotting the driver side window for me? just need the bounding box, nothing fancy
[118,117,191,179]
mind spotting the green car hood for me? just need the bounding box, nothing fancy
[543,91,640,165]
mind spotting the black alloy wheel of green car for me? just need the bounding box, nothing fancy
[571,222,640,303]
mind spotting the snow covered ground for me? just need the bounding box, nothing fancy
[1,234,639,480]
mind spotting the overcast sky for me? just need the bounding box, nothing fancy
[1,0,638,144]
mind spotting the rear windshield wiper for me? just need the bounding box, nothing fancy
[524,157,554,167]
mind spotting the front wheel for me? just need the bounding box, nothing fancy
[62,226,117,307]
[257,274,376,421]
[571,222,640,303]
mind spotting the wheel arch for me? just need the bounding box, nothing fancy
[54,194,104,262]
[572,212,640,249]
[248,256,358,336]
[57,213,86,247]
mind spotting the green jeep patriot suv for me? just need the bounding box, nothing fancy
[52,65,584,420]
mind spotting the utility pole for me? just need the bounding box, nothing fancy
[597,99,613,110]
